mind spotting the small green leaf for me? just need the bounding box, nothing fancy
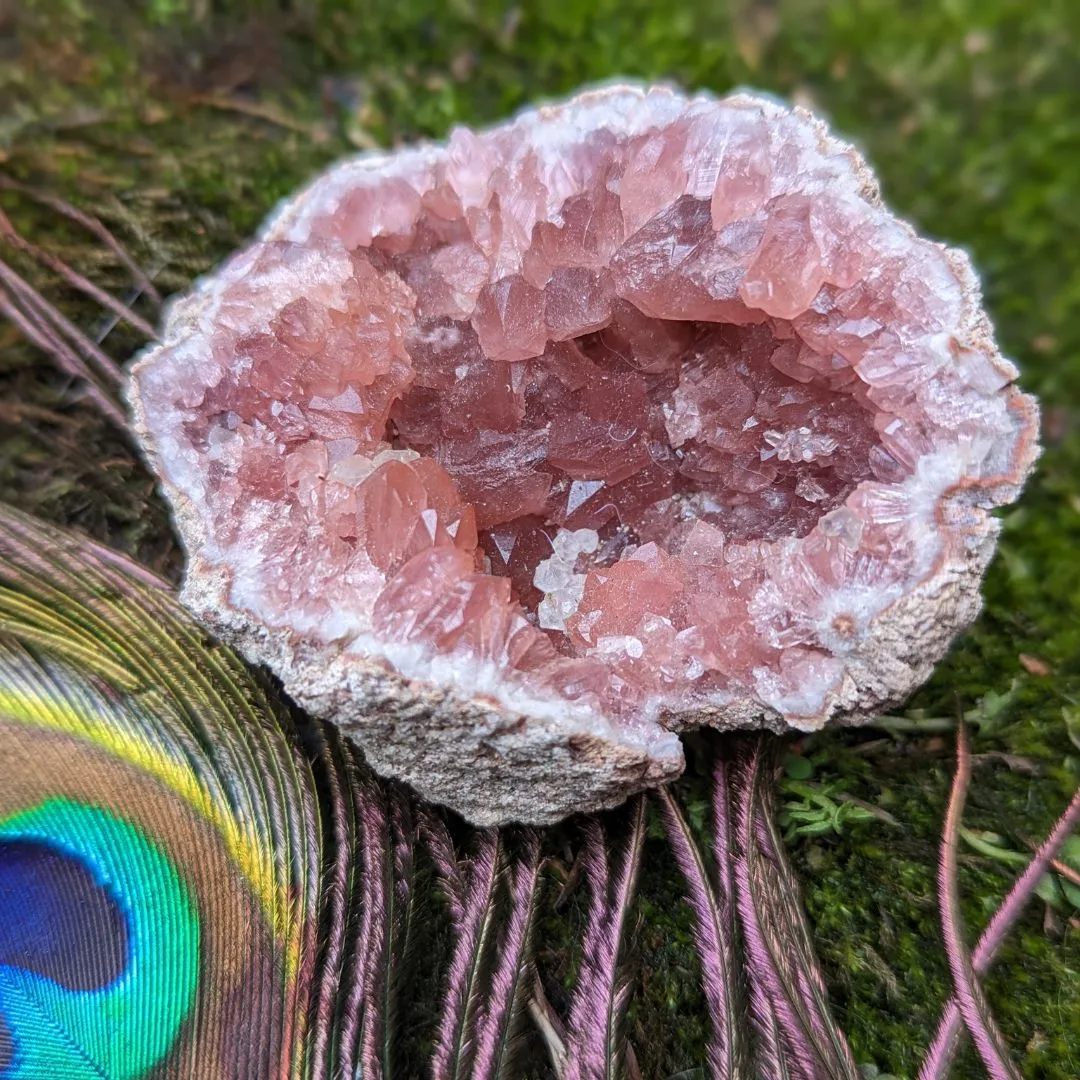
[1035,873,1066,910]
[960,827,1029,867]
[1060,879,1080,910]
[1063,705,1080,753]
[1060,835,1080,868]
[966,679,1021,734]
[797,819,836,836]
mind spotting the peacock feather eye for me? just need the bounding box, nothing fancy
[0,800,199,1079]
[0,505,377,1079]
[0,833,130,991]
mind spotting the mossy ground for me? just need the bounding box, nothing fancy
[1,2,1078,1076]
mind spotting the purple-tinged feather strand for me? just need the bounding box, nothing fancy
[656,784,748,1080]
[931,723,1023,1080]
[564,796,647,1080]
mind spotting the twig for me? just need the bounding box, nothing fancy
[835,791,900,827]
[1048,856,1080,889]
[0,175,163,307]
[0,206,158,338]
[529,972,569,1078]
[0,281,125,426]
[551,843,587,911]
[1015,836,1080,889]
[971,752,1041,775]
[189,92,328,137]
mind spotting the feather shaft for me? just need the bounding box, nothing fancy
[0,208,157,340]
[0,176,163,308]
[432,830,503,1080]
[732,736,859,1080]
[933,723,1022,1080]
[472,830,544,1080]
[656,784,748,1080]
[564,796,646,1080]
[918,782,1080,1079]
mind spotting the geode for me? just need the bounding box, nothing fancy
[128,85,1038,825]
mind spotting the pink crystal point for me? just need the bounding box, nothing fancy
[128,85,1039,825]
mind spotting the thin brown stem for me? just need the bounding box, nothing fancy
[0,208,158,339]
[0,176,163,307]
[0,281,125,426]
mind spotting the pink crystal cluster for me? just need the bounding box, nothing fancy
[130,87,1037,820]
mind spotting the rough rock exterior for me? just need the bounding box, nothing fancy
[128,85,1039,825]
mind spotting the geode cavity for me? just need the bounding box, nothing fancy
[128,86,1038,825]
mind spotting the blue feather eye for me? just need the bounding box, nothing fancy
[0,838,129,992]
[0,800,199,1080]
[0,504,382,1078]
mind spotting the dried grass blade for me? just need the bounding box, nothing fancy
[529,971,569,1078]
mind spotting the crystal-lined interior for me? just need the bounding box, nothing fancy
[153,90,1019,725]
[387,308,887,626]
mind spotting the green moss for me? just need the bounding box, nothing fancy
[2,1,1079,1075]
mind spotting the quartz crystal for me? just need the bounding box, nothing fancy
[129,85,1039,825]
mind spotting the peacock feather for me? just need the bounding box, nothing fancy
[0,501,1068,1080]
[0,504,386,1079]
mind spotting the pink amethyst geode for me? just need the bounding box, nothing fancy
[129,85,1038,825]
